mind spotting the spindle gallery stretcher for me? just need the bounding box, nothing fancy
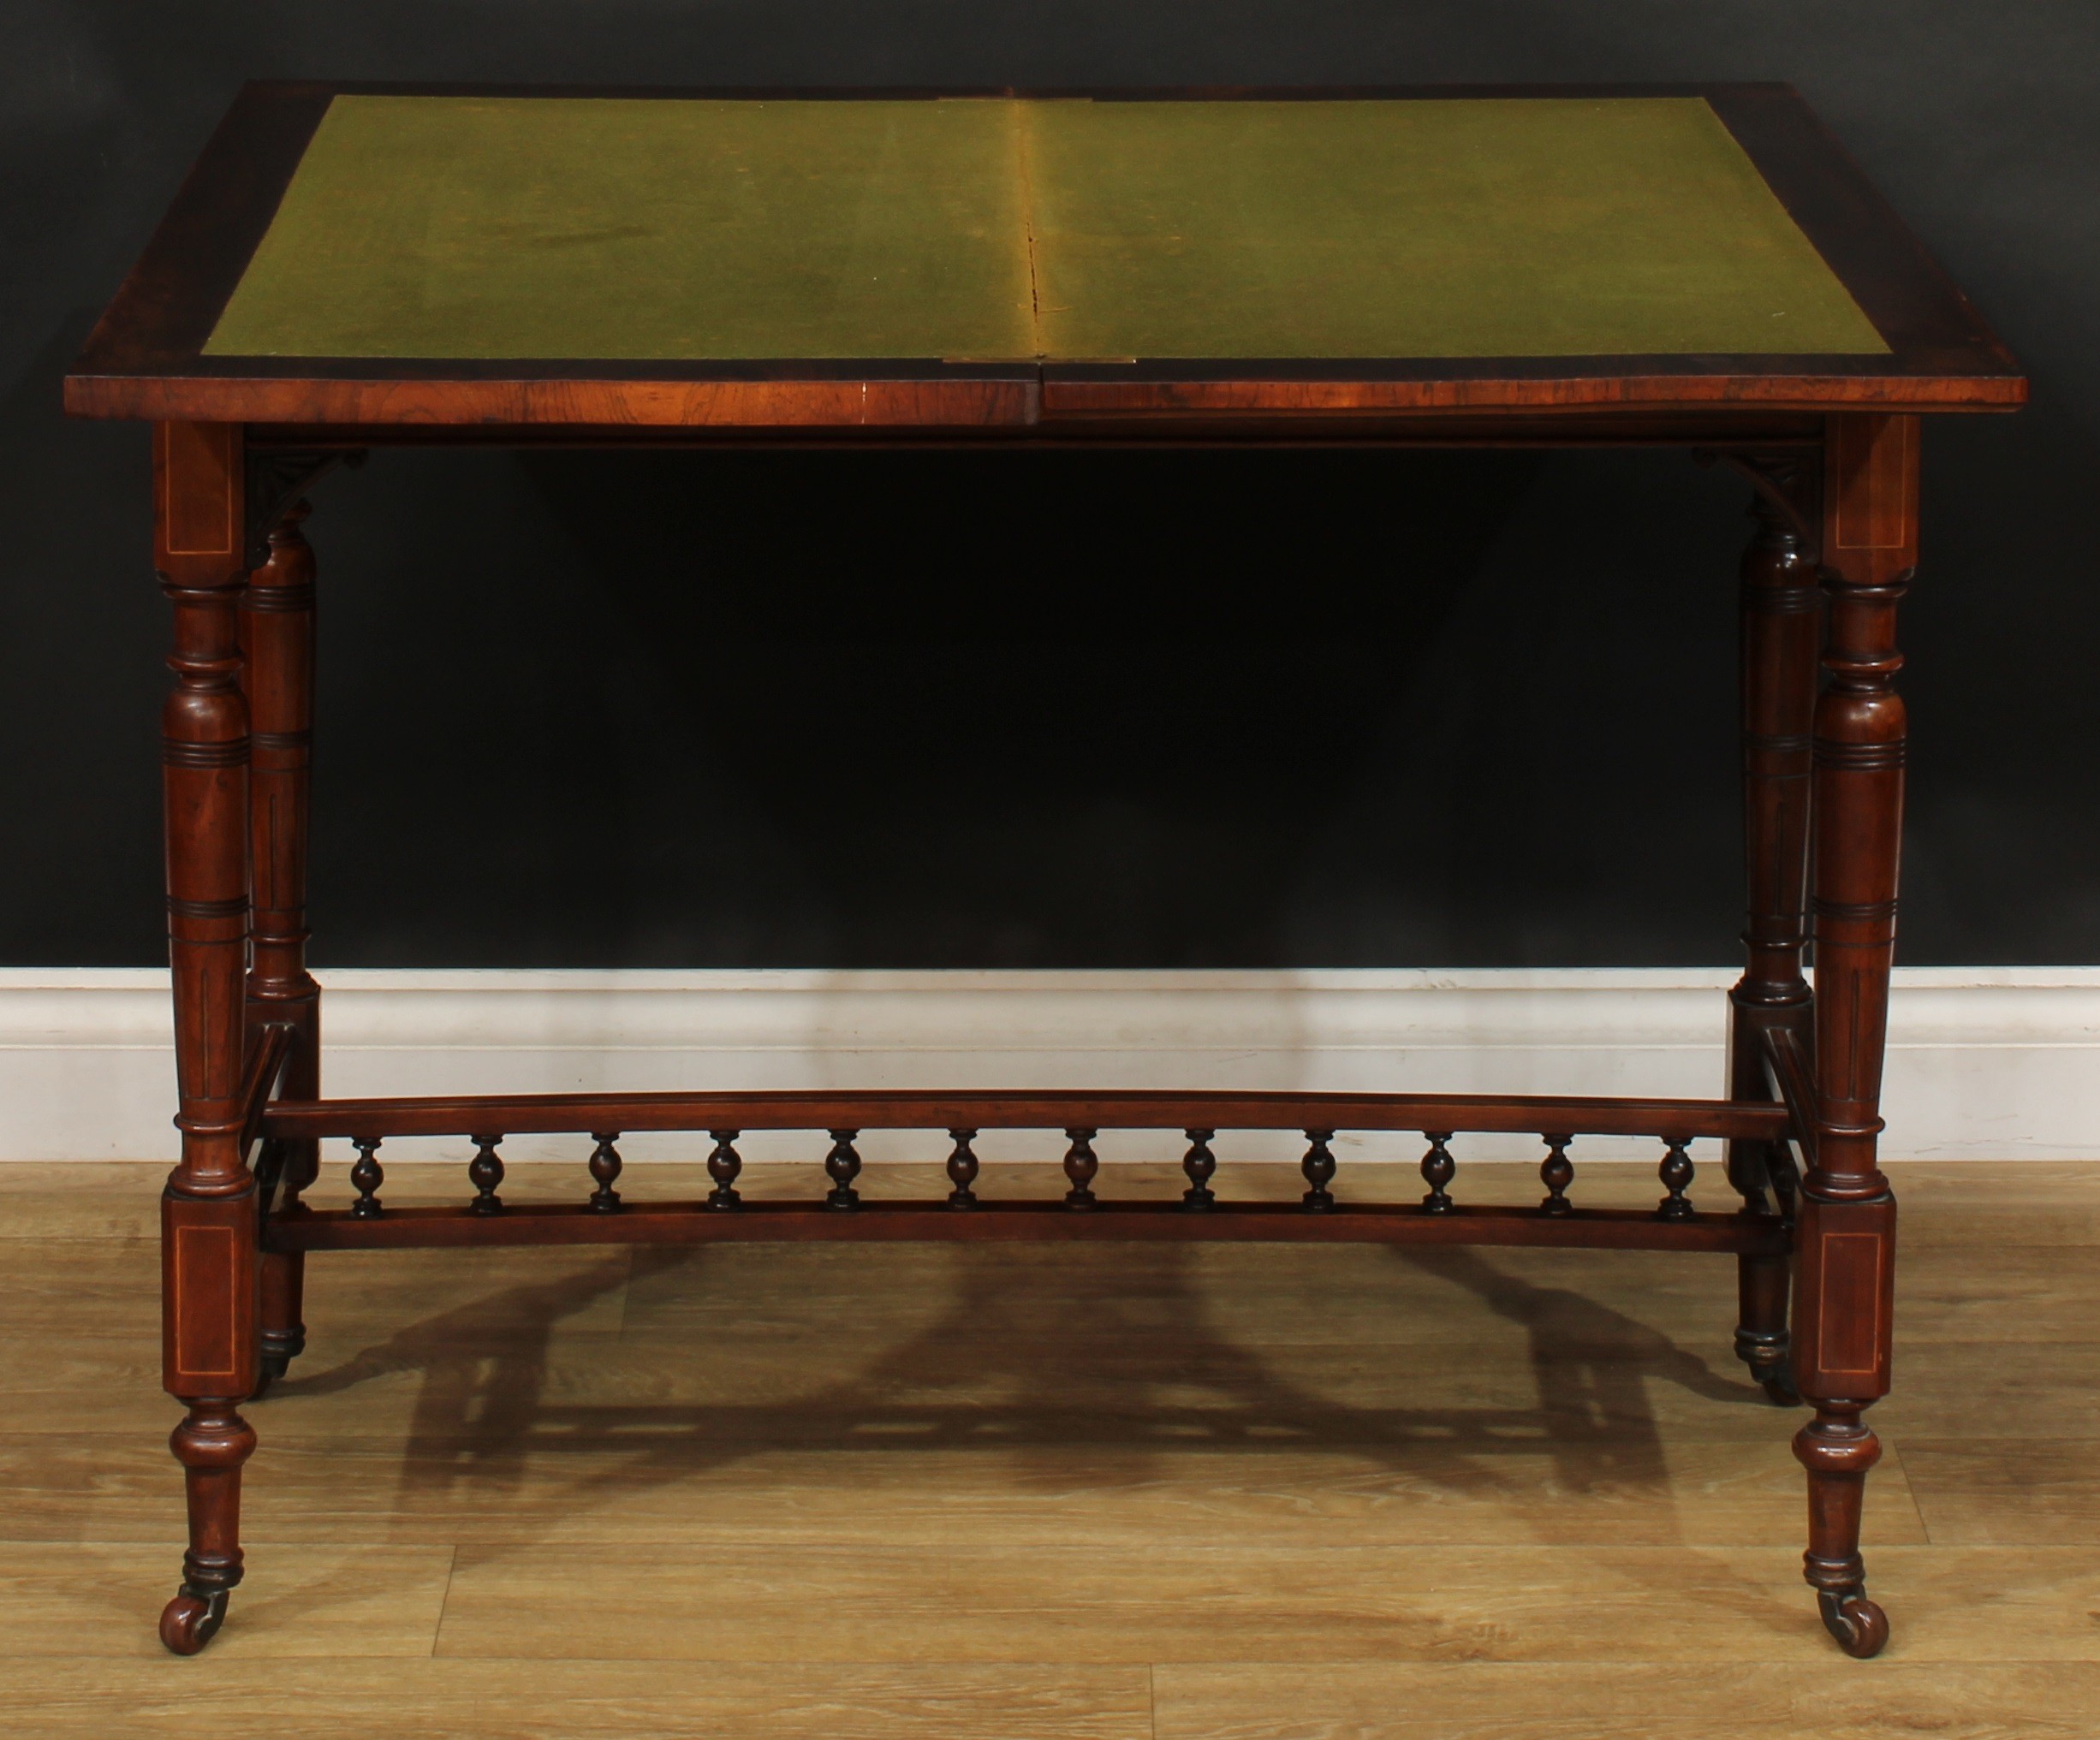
[65,80,2025,1660]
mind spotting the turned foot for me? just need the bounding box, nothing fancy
[159,1586,229,1654]
[1796,1403,1888,1660]
[1734,1250,1794,1405]
[1817,1586,1890,1658]
[164,1402,254,1653]
[1735,1328,1797,1405]
[253,1326,304,1399]
[1761,1371,1801,1406]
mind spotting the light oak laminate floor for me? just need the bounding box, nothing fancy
[1,1158,2094,1737]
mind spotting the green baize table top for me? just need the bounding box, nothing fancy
[205,95,1889,364]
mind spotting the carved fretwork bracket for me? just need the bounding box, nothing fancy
[244,448,365,570]
[1692,448,1822,557]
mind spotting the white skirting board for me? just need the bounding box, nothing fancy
[3,967,2097,1166]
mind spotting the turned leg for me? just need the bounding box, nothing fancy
[1736,1252,1796,1404]
[1791,413,1914,1659]
[244,502,321,1393]
[155,422,260,1654]
[1724,466,1822,1404]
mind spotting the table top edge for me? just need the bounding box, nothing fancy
[65,78,2027,421]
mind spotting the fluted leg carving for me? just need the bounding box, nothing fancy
[1788,413,1915,1658]
[1722,466,1821,1402]
[155,423,260,1653]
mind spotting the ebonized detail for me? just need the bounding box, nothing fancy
[1062,1128,1099,1208]
[349,1137,384,1219]
[1657,1138,1697,1220]
[242,448,365,570]
[1181,1128,1217,1209]
[1420,1132,1456,1214]
[945,1128,979,1207]
[824,1129,862,1209]
[707,1130,743,1208]
[467,1133,504,1214]
[1539,1134,1574,1215]
[587,1132,623,1212]
[1300,1129,1336,1212]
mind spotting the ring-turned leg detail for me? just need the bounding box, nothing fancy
[1722,465,1820,1407]
[1791,412,1915,1656]
[1794,1403,1889,1658]
[1737,1252,1798,1405]
[156,422,263,1653]
[160,1400,257,1654]
[244,502,321,1393]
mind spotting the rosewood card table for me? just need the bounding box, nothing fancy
[65,82,2025,1658]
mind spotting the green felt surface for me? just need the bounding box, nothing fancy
[205,94,1888,363]
[206,97,1036,361]
[1024,98,1887,359]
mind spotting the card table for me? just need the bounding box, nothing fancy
[65,81,2024,1658]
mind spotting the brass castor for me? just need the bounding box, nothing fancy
[1760,1369,1801,1407]
[159,1586,229,1655]
[1818,1587,1889,1659]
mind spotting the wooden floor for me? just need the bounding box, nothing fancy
[3,1157,2097,1738]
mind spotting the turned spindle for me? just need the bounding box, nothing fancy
[243,501,321,1396]
[1723,463,1819,1411]
[1539,1134,1574,1215]
[946,1129,979,1207]
[152,423,262,1656]
[1062,1128,1099,1208]
[707,1130,743,1208]
[1181,1128,1217,1208]
[1419,1131,1455,1214]
[1657,1138,1696,1220]
[1786,412,1913,1659]
[467,1134,505,1214]
[587,1131,622,1212]
[1300,1129,1336,1212]
[824,1129,862,1209]
[348,1137,384,1219]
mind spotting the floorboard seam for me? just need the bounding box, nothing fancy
[430,1543,458,1659]
[1883,1438,1937,1547]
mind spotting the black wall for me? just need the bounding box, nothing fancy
[6,3,2096,969]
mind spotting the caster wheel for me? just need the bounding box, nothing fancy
[1760,1372,1801,1407]
[252,1351,294,1399]
[159,1587,228,1655]
[1817,1588,1889,1659]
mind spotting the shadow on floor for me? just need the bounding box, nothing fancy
[270,1238,1778,1555]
